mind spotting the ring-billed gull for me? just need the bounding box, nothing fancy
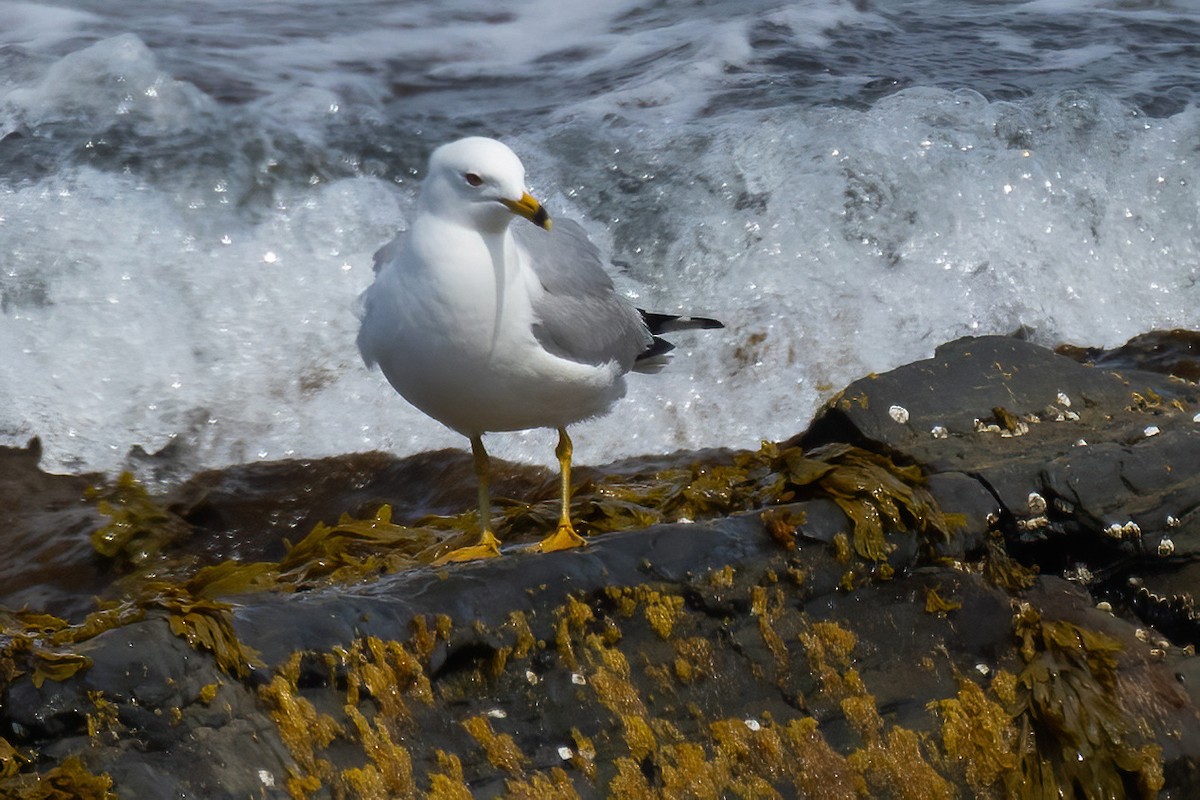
[357,137,721,563]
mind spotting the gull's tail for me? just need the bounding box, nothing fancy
[634,311,724,373]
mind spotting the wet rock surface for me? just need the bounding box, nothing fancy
[3,332,1200,798]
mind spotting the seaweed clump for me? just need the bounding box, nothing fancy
[929,606,1168,799]
[1008,604,1164,798]
[86,472,191,564]
[0,610,95,691]
[0,755,115,800]
[259,627,451,798]
[75,442,959,610]
[930,674,1019,792]
[780,444,958,564]
[259,651,343,798]
[567,442,959,561]
[139,583,264,678]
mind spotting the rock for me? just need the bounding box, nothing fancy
[2,333,1200,798]
[0,440,108,618]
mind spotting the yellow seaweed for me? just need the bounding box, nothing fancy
[258,656,342,799]
[462,715,526,775]
[87,471,189,563]
[144,583,264,678]
[1008,604,1164,798]
[930,676,1017,792]
[0,755,116,800]
[0,737,30,780]
[922,586,962,615]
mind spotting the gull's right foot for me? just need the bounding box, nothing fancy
[433,530,502,565]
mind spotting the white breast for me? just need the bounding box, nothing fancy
[360,219,626,436]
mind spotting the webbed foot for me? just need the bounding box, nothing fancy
[433,530,502,564]
[532,522,587,553]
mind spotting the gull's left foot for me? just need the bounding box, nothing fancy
[533,522,587,553]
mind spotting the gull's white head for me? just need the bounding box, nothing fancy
[420,137,551,232]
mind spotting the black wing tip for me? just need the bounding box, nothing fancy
[639,335,676,360]
[640,310,725,334]
[687,315,725,330]
[634,336,675,373]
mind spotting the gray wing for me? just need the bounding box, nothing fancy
[514,218,652,370]
[355,234,406,369]
[371,235,404,274]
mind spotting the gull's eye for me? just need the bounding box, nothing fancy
[464,172,483,187]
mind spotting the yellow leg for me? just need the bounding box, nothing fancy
[433,435,502,564]
[534,427,587,553]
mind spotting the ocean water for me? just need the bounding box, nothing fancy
[1,0,1198,481]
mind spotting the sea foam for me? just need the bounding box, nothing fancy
[1,17,1198,480]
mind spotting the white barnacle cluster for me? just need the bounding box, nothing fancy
[1063,563,1094,584]
[1015,516,1048,532]
[975,392,1082,436]
[1132,628,1171,662]
[1104,520,1142,540]
[1044,390,1080,422]
[559,738,596,768]
[1016,491,1050,532]
[889,404,910,424]
[930,424,949,439]
[972,418,1031,436]
[973,413,1031,437]
[1158,537,1176,557]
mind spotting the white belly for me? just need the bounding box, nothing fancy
[360,229,626,436]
